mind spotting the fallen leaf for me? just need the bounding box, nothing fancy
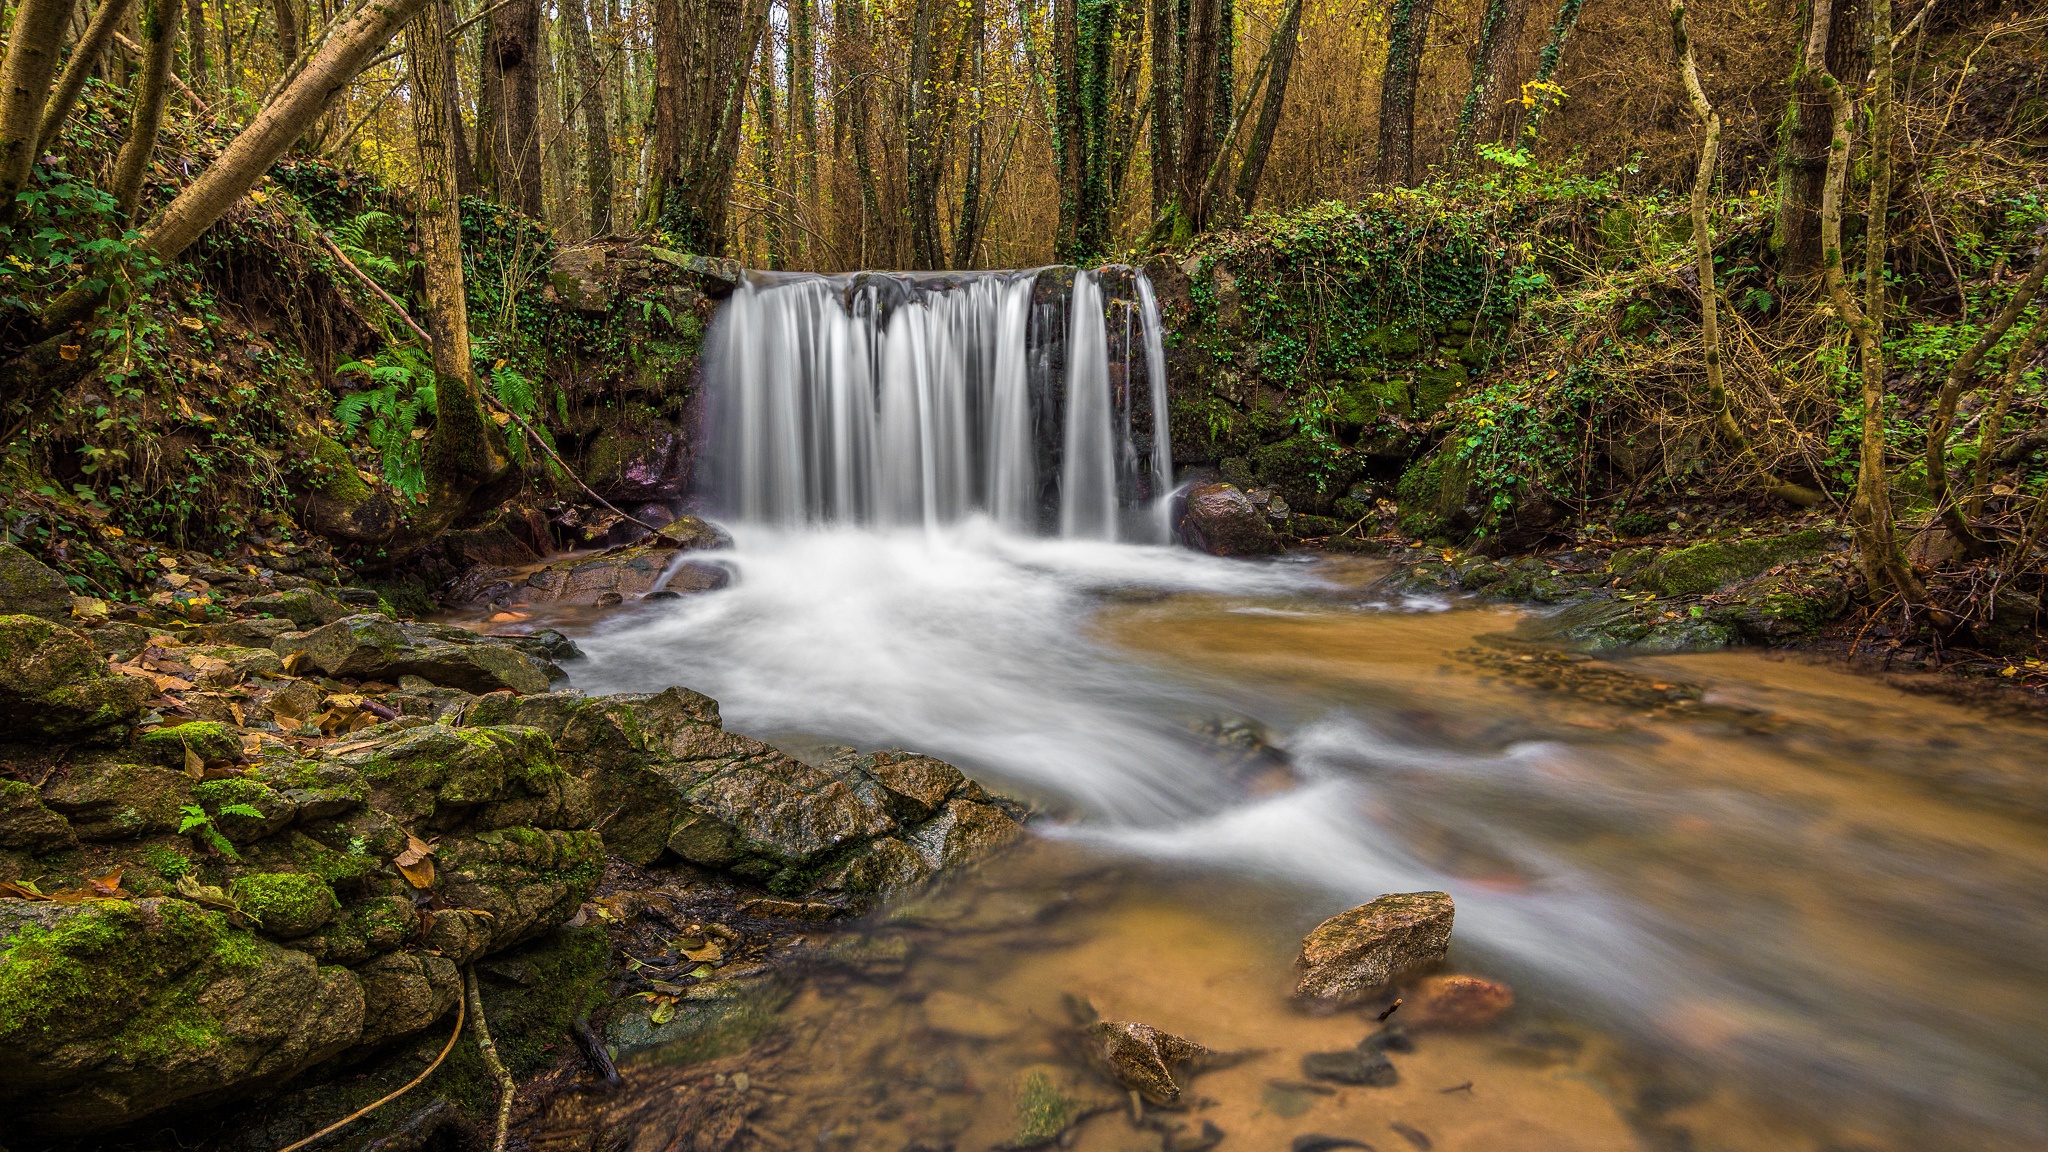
[681,941,724,964]
[228,700,246,726]
[178,316,205,330]
[183,740,204,779]
[87,869,127,897]
[649,998,677,1025]
[59,344,81,360]
[151,674,196,691]
[282,651,313,675]
[396,857,436,888]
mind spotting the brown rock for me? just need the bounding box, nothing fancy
[1295,891,1454,1007]
[1406,974,1513,1030]
[1082,1020,1208,1105]
[1176,483,1282,557]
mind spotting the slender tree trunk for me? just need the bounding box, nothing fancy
[1451,0,1528,162]
[0,0,80,217]
[906,0,941,268]
[1670,0,1731,443]
[561,0,612,233]
[275,0,303,62]
[1232,0,1298,212]
[787,0,815,255]
[1373,0,1434,186]
[36,0,137,153]
[953,0,986,267]
[109,0,178,220]
[1514,0,1582,151]
[839,0,881,263]
[1925,245,2048,554]
[1965,308,2048,520]
[758,37,782,269]
[1077,0,1113,258]
[1147,0,1179,219]
[1812,0,1918,599]
[185,0,206,88]
[1053,0,1081,258]
[482,0,543,216]
[436,0,476,197]
[1174,0,1221,232]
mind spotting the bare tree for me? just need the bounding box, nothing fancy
[36,0,138,153]
[1233,0,1301,212]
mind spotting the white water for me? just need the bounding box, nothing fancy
[703,268,1173,541]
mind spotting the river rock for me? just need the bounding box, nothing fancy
[0,542,73,620]
[1082,1020,1208,1105]
[239,585,351,628]
[1295,891,1454,1007]
[1301,1046,1397,1087]
[1177,482,1282,557]
[0,615,152,739]
[1406,974,1514,1030]
[283,614,554,694]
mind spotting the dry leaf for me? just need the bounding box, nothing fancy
[59,344,81,360]
[229,700,246,726]
[681,941,724,963]
[152,674,196,692]
[87,869,127,897]
[394,834,439,889]
[183,740,204,779]
[282,651,312,675]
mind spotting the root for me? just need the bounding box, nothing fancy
[466,965,518,1152]
[276,993,466,1152]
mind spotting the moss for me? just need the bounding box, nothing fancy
[300,433,372,505]
[193,776,279,811]
[1412,363,1470,416]
[230,872,339,937]
[1249,433,1357,514]
[1637,530,1833,597]
[1013,1066,1084,1148]
[139,722,241,767]
[146,843,194,879]
[348,725,565,823]
[0,898,221,1046]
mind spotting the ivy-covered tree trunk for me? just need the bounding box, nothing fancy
[787,0,818,261]
[109,0,179,220]
[758,44,783,270]
[906,0,943,269]
[37,0,138,154]
[953,0,987,267]
[1513,0,1584,151]
[646,0,768,252]
[1233,0,1300,211]
[1147,0,1180,219]
[1773,0,1860,284]
[837,0,883,263]
[1373,0,1435,186]
[1053,0,1082,259]
[1451,0,1528,162]
[562,0,613,234]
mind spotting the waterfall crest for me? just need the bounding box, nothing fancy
[702,267,1173,541]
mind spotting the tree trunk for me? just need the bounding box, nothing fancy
[1966,308,2048,520]
[1147,0,1178,219]
[1373,0,1433,185]
[647,0,767,252]
[185,0,206,88]
[0,0,80,217]
[109,0,178,220]
[1175,0,1222,231]
[952,0,986,267]
[758,39,782,269]
[906,0,942,268]
[1053,0,1081,258]
[561,0,611,233]
[787,0,815,254]
[1670,0,1730,442]
[436,0,476,197]
[1514,0,1583,151]
[838,0,882,263]
[1925,245,2048,555]
[1812,0,1918,599]
[37,0,137,153]
[1451,0,1528,162]
[1773,0,1859,284]
[275,0,302,62]
[1232,0,1298,212]
[482,0,543,216]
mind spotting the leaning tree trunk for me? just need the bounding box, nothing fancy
[1514,0,1583,151]
[1451,0,1528,162]
[1233,0,1300,212]
[37,0,138,153]
[109,0,179,220]
[1966,308,2048,521]
[1374,0,1435,186]
[561,0,613,233]
[0,0,80,218]
[2,0,435,424]
[482,0,544,216]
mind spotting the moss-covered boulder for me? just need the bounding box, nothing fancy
[0,615,152,739]
[328,723,590,832]
[436,827,606,952]
[1710,567,1852,643]
[0,897,365,1137]
[285,614,554,694]
[239,586,349,628]
[294,894,419,965]
[0,778,75,852]
[193,776,297,842]
[230,871,340,937]
[1633,530,1835,597]
[351,950,461,1048]
[0,541,72,621]
[40,760,193,841]
[138,720,244,767]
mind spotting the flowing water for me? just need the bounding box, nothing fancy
[551,274,2048,1151]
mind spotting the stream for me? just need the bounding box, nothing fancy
[556,524,2048,1152]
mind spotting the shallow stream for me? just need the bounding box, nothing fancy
[556,524,2048,1152]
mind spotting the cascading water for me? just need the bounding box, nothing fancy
[702,267,1174,541]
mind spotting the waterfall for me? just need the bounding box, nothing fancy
[701,268,1173,540]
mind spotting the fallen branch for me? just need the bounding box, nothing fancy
[275,993,465,1152]
[111,30,211,114]
[315,230,433,346]
[465,966,516,1152]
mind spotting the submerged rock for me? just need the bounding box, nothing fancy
[1301,1045,1397,1086]
[1177,482,1282,557]
[1406,974,1514,1030]
[1296,891,1454,1007]
[1082,1019,1209,1105]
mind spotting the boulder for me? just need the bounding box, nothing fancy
[0,898,365,1137]
[1176,483,1282,557]
[1405,974,1514,1030]
[1295,891,1454,1007]
[0,778,75,852]
[239,586,350,628]
[285,614,553,694]
[351,950,462,1048]
[40,760,192,840]
[1632,530,1834,597]
[581,408,688,504]
[0,542,72,620]
[325,723,591,833]
[1300,1046,1397,1086]
[0,615,152,739]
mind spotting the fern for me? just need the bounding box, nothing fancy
[329,210,409,290]
[333,348,438,498]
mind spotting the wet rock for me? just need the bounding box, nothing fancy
[1296,892,1454,1007]
[1362,1023,1413,1053]
[0,615,152,739]
[1082,1020,1208,1105]
[521,547,674,604]
[435,827,606,952]
[0,897,366,1138]
[1292,1137,1374,1152]
[352,950,462,1048]
[1503,599,1734,655]
[195,615,301,649]
[229,871,340,937]
[1301,1046,1397,1086]
[650,514,733,553]
[1012,1065,1093,1148]
[40,760,192,840]
[0,542,73,620]
[326,723,591,833]
[286,614,553,694]
[240,586,351,628]
[664,560,733,593]
[580,409,688,504]
[1177,482,1283,557]
[0,778,74,852]
[1406,974,1514,1030]
[1631,530,1835,597]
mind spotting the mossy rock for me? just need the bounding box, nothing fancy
[1395,451,1474,541]
[0,897,365,1137]
[607,970,795,1064]
[435,827,605,952]
[139,721,243,768]
[330,723,584,832]
[41,760,193,841]
[194,776,297,842]
[1709,569,1852,643]
[0,778,75,852]
[0,541,72,621]
[1363,324,1425,359]
[239,586,349,628]
[295,894,419,964]
[230,871,340,937]
[1250,434,1358,515]
[1634,530,1834,597]
[1012,1065,1094,1148]
[0,615,152,739]
[1412,364,1470,417]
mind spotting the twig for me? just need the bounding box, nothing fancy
[315,231,434,347]
[448,0,519,39]
[480,394,665,534]
[111,31,210,114]
[465,966,516,1152]
[275,994,465,1152]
